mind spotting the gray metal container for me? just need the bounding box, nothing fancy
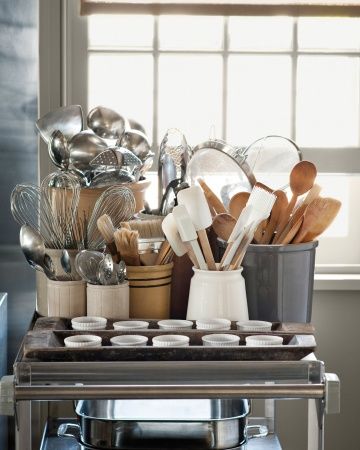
[242,242,318,323]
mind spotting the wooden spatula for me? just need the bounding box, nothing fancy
[276,203,308,245]
[212,213,236,241]
[293,197,341,244]
[229,192,250,219]
[261,190,288,244]
[197,178,227,214]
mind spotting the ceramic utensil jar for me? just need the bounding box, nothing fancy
[186,267,249,321]
[47,279,86,318]
[87,283,129,319]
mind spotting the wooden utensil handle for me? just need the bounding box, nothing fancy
[273,195,297,243]
[185,243,199,269]
[198,178,227,214]
[155,241,171,265]
[198,229,217,270]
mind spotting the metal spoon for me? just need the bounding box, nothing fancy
[19,225,56,280]
[75,250,104,284]
[127,118,146,135]
[36,105,84,144]
[98,254,114,285]
[91,170,134,187]
[69,130,108,172]
[119,129,151,161]
[116,260,127,284]
[61,249,72,276]
[87,106,126,140]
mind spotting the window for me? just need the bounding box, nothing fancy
[87,14,360,173]
[42,3,360,272]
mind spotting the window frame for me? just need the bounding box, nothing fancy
[39,0,360,284]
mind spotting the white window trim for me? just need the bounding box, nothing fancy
[39,0,360,288]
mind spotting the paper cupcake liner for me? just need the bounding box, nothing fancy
[158,320,193,330]
[113,320,149,330]
[152,334,190,347]
[202,333,240,347]
[245,335,283,347]
[71,316,107,330]
[196,319,231,330]
[236,320,272,332]
[110,335,148,347]
[64,334,102,348]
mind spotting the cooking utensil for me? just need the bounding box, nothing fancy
[69,130,108,172]
[173,205,208,270]
[197,178,227,215]
[60,249,72,275]
[90,147,143,176]
[229,192,250,220]
[40,172,81,248]
[19,225,56,280]
[87,186,136,250]
[87,106,126,140]
[126,118,146,134]
[260,190,288,244]
[48,130,70,169]
[114,228,141,266]
[158,129,191,204]
[243,135,301,189]
[36,105,83,144]
[10,183,63,249]
[120,129,151,161]
[293,197,341,244]
[186,139,255,208]
[91,170,135,187]
[161,213,197,267]
[116,260,127,284]
[275,202,308,245]
[98,253,114,285]
[75,250,104,284]
[177,186,216,270]
[97,214,118,259]
[212,213,236,241]
[297,183,322,210]
[221,187,276,270]
[58,398,253,450]
[273,161,317,242]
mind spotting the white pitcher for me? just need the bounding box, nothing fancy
[186,267,249,321]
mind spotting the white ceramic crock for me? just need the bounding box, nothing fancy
[186,267,249,321]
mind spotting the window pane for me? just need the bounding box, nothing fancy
[158,55,222,144]
[298,18,360,51]
[159,16,223,50]
[296,56,359,147]
[88,54,153,138]
[88,15,154,48]
[228,17,293,50]
[227,56,291,146]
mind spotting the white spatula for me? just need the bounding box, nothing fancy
[177,186,216,270]
[173,205,208,270]
[161,213,198,267]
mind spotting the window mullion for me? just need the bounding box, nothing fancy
[222,17,229,141]
[153,16,159,153]
[291,18,298,143]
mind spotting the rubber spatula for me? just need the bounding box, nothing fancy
[173,205,208,270]
[177,186,216,270]
[161,213,198,267]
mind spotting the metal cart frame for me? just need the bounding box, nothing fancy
[2,345,339,450]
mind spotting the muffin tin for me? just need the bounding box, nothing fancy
[23,316,316,362]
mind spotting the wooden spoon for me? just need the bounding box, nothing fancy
[261,190,288,244]
[293,197,341,244]
[276,203,308,245]
[229,192,250,219]
[198,178,227,214]
[274,161,317,239]
[212,213,236,241]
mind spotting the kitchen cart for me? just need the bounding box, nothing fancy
[0,317,340,450]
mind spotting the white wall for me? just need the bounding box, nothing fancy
[277,290,360,450]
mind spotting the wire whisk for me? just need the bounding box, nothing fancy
[87,186,136,250]
[40,171,81,248]
[10,183,63,249]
